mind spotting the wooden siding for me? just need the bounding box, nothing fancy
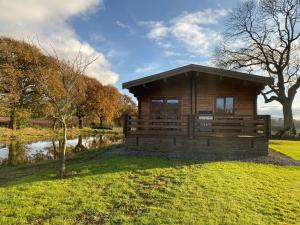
[134,73,261,118]
[137,75,191,117]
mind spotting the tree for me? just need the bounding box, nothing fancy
[101,85,122,125]
[116,94,137,126]
[84,81,121,127]
[0,38,43,129]
[72,75,111,129]
[33,52,94,177]
[72,75,89,129]
[82,77,104,125]
[215,0,300,136]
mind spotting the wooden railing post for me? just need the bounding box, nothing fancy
[264,115,271,139]
[123,114,129,137]
[188,115,195,138]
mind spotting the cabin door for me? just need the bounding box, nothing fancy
[150,98,180,119]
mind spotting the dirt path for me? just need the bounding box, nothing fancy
[241,149,300,166]
[102,148,300,166]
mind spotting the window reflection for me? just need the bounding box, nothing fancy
[216,97,234,114]
[216,98,225,113]
[151,98,180,119]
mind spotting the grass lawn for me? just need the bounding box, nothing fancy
[270,140,300,160]
[0,147,299,225]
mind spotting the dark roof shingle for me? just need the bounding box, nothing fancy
[123,64,274,89]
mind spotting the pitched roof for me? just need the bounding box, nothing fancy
[122,64,274,89]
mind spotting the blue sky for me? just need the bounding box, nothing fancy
[71,0,239,89]
[0,0,299,119]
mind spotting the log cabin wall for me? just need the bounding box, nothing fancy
[137,75,191,118]
[135,72,261,119]
[195,74,260,117]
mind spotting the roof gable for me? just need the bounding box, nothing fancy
[123,64,274,89]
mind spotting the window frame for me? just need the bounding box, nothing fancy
[215,96,235,115]
[150,97,181,119]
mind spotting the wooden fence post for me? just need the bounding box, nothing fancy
[264,115,271,139]
[123,114,129,137]
[188,115,195,138]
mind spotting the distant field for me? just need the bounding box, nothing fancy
[0,147,299,225]
[270,140,300,160]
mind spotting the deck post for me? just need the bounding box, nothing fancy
[188,115,195,138]
[124,114,129,137]
[264,115,271,139]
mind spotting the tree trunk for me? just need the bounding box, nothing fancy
[52,139,58,159]
[60,120,67,177]
[100,116,104,127]
[52,119,57,131]
[78,117,83,129]
[282,101,296,135]
[74,135,86,152]
[9,109,17,130]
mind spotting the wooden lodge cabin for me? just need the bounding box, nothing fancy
[123,64,273,159]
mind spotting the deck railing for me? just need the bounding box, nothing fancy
[124,114,270,139]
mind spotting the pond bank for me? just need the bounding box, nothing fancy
[0,127,122,142]
[0,132,123,166]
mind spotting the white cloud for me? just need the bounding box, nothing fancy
[145,21,169,39]
[135,65,158,74]
[163,51,179,57]
[0,0,118,85]
[257,95,300,120]
[89,32,106,43]
[157,41,173,48]
[142,8,229,56]
[115,20,136,35]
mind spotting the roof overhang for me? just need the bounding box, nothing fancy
[122,64,274,89]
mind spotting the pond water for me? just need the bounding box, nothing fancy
[0,134,123,166]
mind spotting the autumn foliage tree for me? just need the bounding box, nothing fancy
[116,94,137,125]
[0,38,43,129]
[72,75,89,129]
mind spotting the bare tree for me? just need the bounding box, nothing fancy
[33,50,95,177]
[215,0,300,136]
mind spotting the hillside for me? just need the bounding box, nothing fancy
[271,118,300,133]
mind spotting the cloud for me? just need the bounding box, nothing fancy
[141,8,229,56]
[89,32,106,43]
[0,0,118,85]
[134,65,158,74]
[257,95,300,120]
[115,20,136,35]
[163,51,179,57]
[145,21,169,39]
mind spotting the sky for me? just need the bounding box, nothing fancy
[0,0,299,119]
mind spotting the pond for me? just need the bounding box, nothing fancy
[0,134,123,166]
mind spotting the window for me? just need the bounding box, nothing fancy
[225,97,234,114]
[216,98,225,113]
[151,99,164,119]
[166,99,179,119]
[151,98,180,119]
[215,97,234,114]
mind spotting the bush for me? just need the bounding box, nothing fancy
[16,109,32,128]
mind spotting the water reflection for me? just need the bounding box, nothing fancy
[0,134,122,166]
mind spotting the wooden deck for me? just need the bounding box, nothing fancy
[124,115,271,139]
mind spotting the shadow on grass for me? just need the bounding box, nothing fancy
[3,144,295,188]
[0,144,197,187]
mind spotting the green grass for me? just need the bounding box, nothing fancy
[0,147,299,225]
[270,140,300,160]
